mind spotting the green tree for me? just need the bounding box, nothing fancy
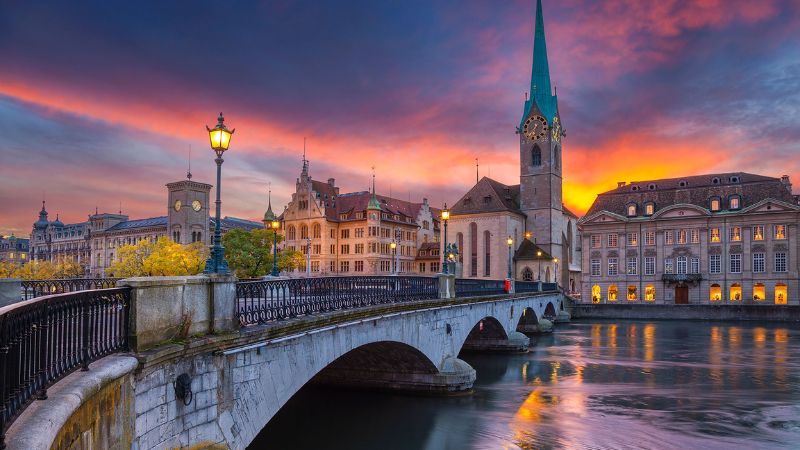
[13,260,58,280]
[222,228,283,278]
[277,248,305,272]
[106,237,208,277]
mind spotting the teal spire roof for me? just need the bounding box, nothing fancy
[367,173,381,211]
[520,0,558,127]
[263,189,276,222]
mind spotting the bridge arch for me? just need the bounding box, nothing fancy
[544,302,556,319]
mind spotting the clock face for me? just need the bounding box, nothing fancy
[174,200,182,211]
[551,117,562,143]
[523,115,548,140]
[192,200,202,212]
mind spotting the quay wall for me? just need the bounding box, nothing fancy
[570,304,800,322]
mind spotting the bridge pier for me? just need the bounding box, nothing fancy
[461,331,530,353]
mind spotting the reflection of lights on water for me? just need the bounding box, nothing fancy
[550,361,561,383]
[728,327,741,346]
[644,324,655,362]
[522,362,529,382]
[753,327,766,347]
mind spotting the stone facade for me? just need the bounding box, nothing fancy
[279,158,440,276]
[579,173,800,305]
[0,234,29,266]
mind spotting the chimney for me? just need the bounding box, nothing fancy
[781,175,792,193]
[328,178,335,187]
[617,181,626,188]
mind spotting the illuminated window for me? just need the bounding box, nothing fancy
[592,285,601,303]
[8,252,14,259]
[607,233,618,247]
[710,228,721,243]
[729,227,741,242]
[730,283,742,301]
[710,284,722,301]
[775,283,788,305]
[608,285,618,301]
[645,203,654,216]
[627,204,637,217]
[665,230,674,245]
[729,196,741,210]
[678,230,687,244]
[644,231,655,246]
[774,224,786,240]
[753,226,764,241]
[690,230,699,244]
[710,198,721,211]
[753,283,765,301]
[627,285,637,301]
[627,233,638,246]
[590,235,601,248]
[645,285,655,301]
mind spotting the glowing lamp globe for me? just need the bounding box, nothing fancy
[270,219,280,230]
[207,112,234,155]
[506,236,513,246]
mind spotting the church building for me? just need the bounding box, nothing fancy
[446,0,580,291]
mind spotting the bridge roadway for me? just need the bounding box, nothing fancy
[5,280,562,450]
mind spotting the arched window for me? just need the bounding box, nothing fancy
[300,224,309,239]
[456,232,464,262]
[644,202,655,216]
[627,203,637,217]
[627,285,637,301]
[523,267,533,281]
[710,284,722,301]
[608,285,618,302]
[730,283,742,301]
[729,195,741,210]
[753,283,765,301]
[554,146,560,169]
[483,230,491,277]
[709,197,721,212]
[545,266,551,282]
[591,285,601,303]
[532,146,542,167]
[313,224,321,239]
[469,223,478,277]
[287,226,296,240]
[645,285,655,301]
[775,283,788,304]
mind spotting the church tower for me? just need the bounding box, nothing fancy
[518,0,564,259]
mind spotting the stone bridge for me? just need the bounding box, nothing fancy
[4,276,563,450]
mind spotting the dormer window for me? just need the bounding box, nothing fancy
[730,176,740,183]
[648,184,656,190]
[644,202,655,216]
[678,180,688,187]
[711,177,720,184]
[631,186,640,191]
[729,195,741,210]
[710,197,721,212]
[483,196,491,204]
[627,203,638,217]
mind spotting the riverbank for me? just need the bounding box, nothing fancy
[570,303,800,321]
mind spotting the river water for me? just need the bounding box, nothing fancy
[251,321,800,449]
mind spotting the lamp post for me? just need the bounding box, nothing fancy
[390,241,397,275]
[536,250,542,281]
[441,204,450,274]
[553,258,559,286]
[306,238,311,277]
[269,219,280,276]
[506,236,513,280]
[204,112,234,274]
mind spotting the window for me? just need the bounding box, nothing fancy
[710,198,721,212]
[523,267,534,281]
[627,204,637,217]
[483,231,491,277]
[313,224,321,238]
[627,257,637,275]
[645,257,655,275]
[678,230,687,244]
[753,253,765,273]
[340,261,349,272]
[331,229,336,238]
[313,244,321,254]
[591,235,601,248]
[775,224,787,240]
[608,258,618,276]
[627,285,637,301]
[730,283,742,301]
[775,252,787,273]
[330,261,336,272]
[300,224,309,239]
[710,284,722,301]
[627,233,638,246]
[689,257,699,274]
[341,244,350,255]
[677,256,687,274]
[690,230,699,244]
[355,260,364,272]
[430,262,440,272]
[644,231,655,246]
[729,196,741,210]
[645,203,654,216]
[775,283,788,305]
[664,258,674,274]
[709,254,721,274]
[730,254,742,273]
[532,146,542,166]
[645,285,655,302]
[287,226,296,240]
[729,227,741,242]
[665,230,674,245]
[607,234,618,248]
[710,228,721,243]
[608,285,618,302]
[311,261,320,272]
[422,220,430,230]
[330,244,336,254]
[753,226,764,241]
[355,228,364,238]
[418,262,426,273]
[591,285,601,303]
[590,259,601,276]
[753,283,766,301]
[341,229,350,239]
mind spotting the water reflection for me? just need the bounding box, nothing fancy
[251,321,800,450]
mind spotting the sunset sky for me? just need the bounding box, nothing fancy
[2,0,799,236]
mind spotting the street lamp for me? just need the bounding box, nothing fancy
[204,112,234,274]
[269,219,280,276]
[390,241,397,275]
[506,236,513,279]
[306,238,311,277]
[441,204,450,274]
[536,250,542,281]
[553,258,559,286]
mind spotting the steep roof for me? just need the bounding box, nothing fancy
[450,177,522,216]
[586,172,795,217]
[215,217,263,231]
[520,0,558,126]
[514,238,553,261]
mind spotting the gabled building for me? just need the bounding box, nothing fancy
[0,234,30,266]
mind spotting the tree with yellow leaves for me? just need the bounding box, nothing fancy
[106,237,209,277]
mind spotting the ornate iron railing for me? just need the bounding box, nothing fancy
[0,288,130,445]
[21,278,120,301]
[237,276,439,325]
[454,278,507,298]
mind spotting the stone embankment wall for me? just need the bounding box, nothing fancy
[570,304,800,321]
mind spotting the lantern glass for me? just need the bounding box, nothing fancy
[209,128,232,152]
[441,210,450,221]
[271,220,280,230]
[390,242,397,249]
[506,237,513,246]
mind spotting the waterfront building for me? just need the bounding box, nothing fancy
[578,173,799,305]
[278,157,439,276]
[446,0,581,290]
[29,174,261,276]
[0,234,30,266]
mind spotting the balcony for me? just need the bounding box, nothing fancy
[661,273,702,284]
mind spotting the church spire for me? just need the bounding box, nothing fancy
[521,0,557,126]
[367,167,381,211]
[263,185,276,222]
